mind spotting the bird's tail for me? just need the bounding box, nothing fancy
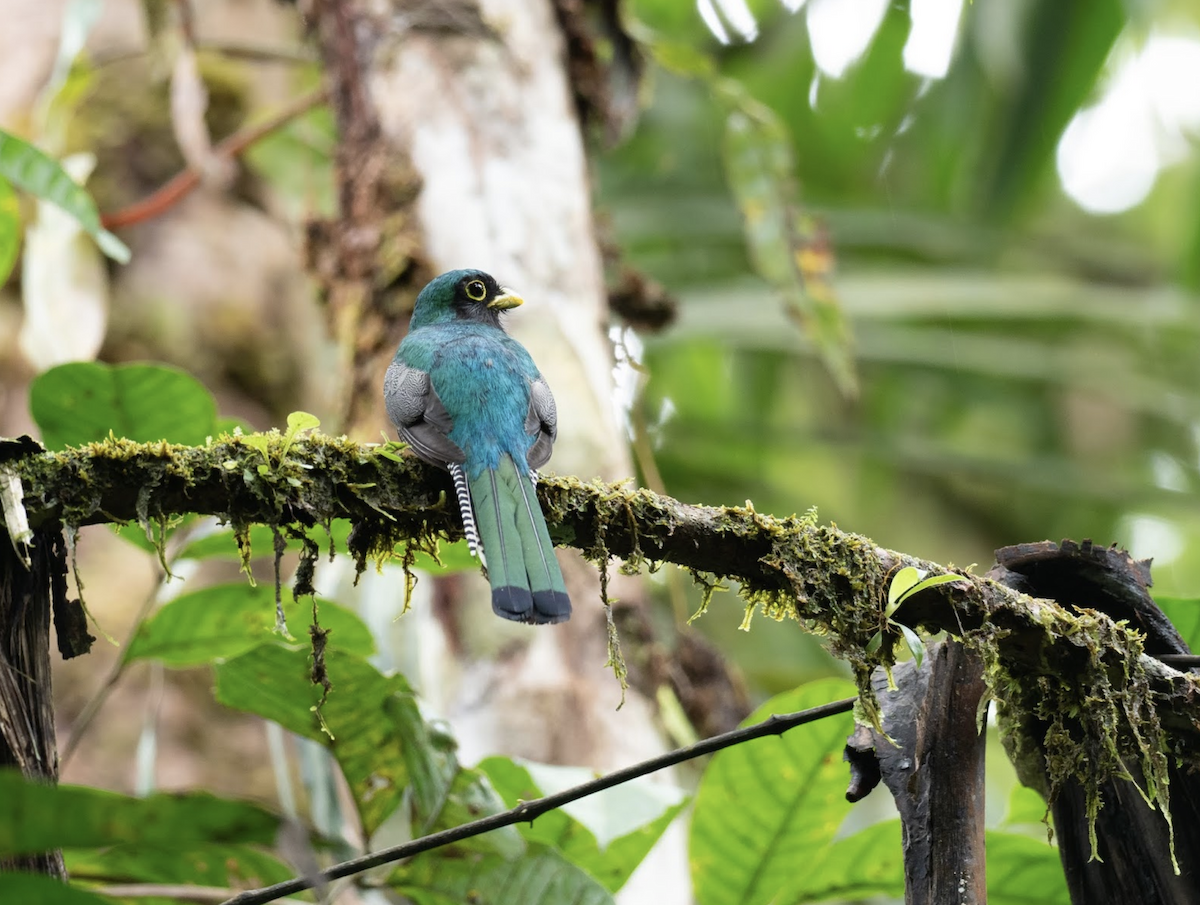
[468,456,571,624]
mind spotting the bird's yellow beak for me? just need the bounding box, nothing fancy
[488,288,524,310]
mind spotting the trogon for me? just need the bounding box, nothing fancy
[384,269,571,624]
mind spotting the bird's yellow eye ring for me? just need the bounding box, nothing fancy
[465,280,487,301]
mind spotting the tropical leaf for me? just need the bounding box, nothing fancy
[0,128,128,261]
[0,874,114,905]
[125,582,375,667]
[689,678,858,905]
[29,361,217,449]
[214,644,453,838]
[0,771,278,856]
[479,756,687,892]
[64,842,293,893]
[391,842,613,905]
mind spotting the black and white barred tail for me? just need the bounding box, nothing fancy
[448,463,486,569]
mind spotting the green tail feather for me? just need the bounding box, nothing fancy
[470,457,571,624]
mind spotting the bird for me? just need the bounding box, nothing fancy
[383,269,572,624]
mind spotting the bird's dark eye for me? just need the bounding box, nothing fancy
[465,280,487,301]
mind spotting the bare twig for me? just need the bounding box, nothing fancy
[62,525,201,766]
[221,697,857,905]
[1159,654,1200,667]
[60,571,164,766]
[100,87,329,229]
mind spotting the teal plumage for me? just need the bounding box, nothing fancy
[384,270,571,624]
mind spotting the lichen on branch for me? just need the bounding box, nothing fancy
[6,431,1200,839]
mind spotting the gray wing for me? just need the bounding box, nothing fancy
[524,376,558,470]
[383,359,465,467]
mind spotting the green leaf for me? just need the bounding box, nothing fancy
[689,678,857,905]
[0,175,19,287]
[906,572,964,598]
[0,770,278,856]
[285,409,320,437]
[406,767,525,860]
[865,630,883,656]
[898,622,925,669]
[214,644,452,837]
[0,874,114,905]
[29,361,217,450]
[479,756,687,893]
[391,842,613,905]
[64,842,293,892]
[886,566,921,614]
[986,830,1070,904]
[0,128,129,263]
[719,87,856,397]
[125,583,375,667]
[776,820,904,902]
[1154,596,1200,652]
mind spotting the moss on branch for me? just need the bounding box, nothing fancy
[6,431,1200,831]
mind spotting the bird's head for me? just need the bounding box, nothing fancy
[409,269,524,329]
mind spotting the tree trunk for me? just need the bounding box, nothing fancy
[314,0,690,899]
[0,528,69,878]
[846,640,988,904]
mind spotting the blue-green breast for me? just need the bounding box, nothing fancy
[398,321,540,480]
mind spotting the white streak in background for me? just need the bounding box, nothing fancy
[1121,513,1184,565]
[1150,452,1189,493]
[904,0,964,79]
[714,0,759,41]
[697,0,759,43]
[650,397,677,450]
[19,153,108,369]
[808,72,821,109]
[1057,32,1200,214]
[781,0,807,12]
[610,325,644,440]
[697,0,731,44]
[806,0,888,79]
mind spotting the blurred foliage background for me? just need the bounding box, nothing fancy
[0,0,1199,886]
[596,0,1200,694]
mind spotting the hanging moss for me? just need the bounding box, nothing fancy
[10,432,1196,851]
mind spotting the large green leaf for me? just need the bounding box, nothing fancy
[771,820,1068,904]
[125,582,375,667]
[392,842,613,905]
[0,175,18,286]
[0,128,128,262]
[65,842,293,893]
[776,820,904,903]
[479,756,687,892]
[29,361,218,449]
[214,644,453,837]
[689,678,857,905]
[395,766,524,861]
[0,874,114,905]
[0,771,278,856]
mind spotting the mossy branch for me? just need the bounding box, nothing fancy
[6,432,1200,801]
